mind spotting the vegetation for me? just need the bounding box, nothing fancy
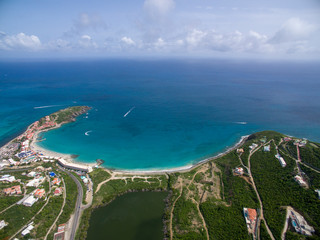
[89,168,111,192]
[49,106,91,124]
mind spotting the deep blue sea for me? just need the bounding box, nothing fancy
[0,59,319,170]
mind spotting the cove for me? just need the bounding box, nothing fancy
[86,191,168,240]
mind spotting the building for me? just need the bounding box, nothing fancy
[290,210,315,236]
[27,171,37,177]
[275,154,286,167]
[0,220,8,230]
[237,148,244,153]
[23,196,38,207]
[0,175,16,183]
[249,143,258,150]
[283,137,292,142]
[234,167,244,175]
[26,176,45,187]
[54,224,66,240]
[315,189,320,199]
[34,189,45,198]
[54,188,63,196]
[21,223,34,236]
[264,145,270,152]
[49,172,56,177]
[3,185,22,195]
[52,178,61,185]
[243,208,257,235]
[294,175,308,187]
[57,158,92,173]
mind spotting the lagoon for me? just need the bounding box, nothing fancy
[86,191,168,240]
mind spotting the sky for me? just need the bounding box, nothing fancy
[0,0,320,59]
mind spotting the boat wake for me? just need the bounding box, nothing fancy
[85,131,92,136]
[34,105,62,109]
[235,121,247,125]
[123,106,135,118]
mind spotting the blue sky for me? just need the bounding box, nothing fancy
[0,0,320,59]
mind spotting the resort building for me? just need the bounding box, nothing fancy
[0,175,16,183]
[52,178,61,185]
[26,176,45,187]
[23,196,38,207]
[54,224,66,240]
[275,154,286,167]
[54,187,63,196]
[57,158,92,173]
[34,189,45,198]
[3,185,22,195]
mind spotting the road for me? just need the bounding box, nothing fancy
[58,166,83,240]
[247,143,275,240]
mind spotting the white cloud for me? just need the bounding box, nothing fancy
[186,29,207,47]
[64,13,108,37]
[78,35,97,48]
[0,32,41,50]
[144,0,175,17]
[121,36,135,45]
[269,18,316,44]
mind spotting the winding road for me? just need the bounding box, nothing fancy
[58,166,83,240]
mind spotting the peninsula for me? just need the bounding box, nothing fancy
[0,107,320,240]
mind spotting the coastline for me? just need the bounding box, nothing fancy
[1,105,248,174]
[32,133,248,175]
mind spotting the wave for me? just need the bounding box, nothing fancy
[123,106,135,118]
[85,131,92,136]
[34,104,62,109]
[235,121,247,125]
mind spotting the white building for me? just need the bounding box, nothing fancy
[23,196,38,207]
[275,154,286,167]
[0,220,8,230]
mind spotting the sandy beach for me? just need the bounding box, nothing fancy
[2,114,248,175]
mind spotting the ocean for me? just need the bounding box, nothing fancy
[0,59,319,170]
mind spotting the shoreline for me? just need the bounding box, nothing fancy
[32,133,248,175]
[1,105,248,174]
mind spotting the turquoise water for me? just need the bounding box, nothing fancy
[1,59,320,170]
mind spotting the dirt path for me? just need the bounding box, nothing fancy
[186,170,210,240]
[281,206,293,240]
[44,175,67,240]
[170,178,183,240]
[248,142,275,240]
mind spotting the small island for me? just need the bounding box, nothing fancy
[0,107,320,240]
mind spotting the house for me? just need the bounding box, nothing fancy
[237,148,244,153]
[23,196,38,207]
[26,176,45,187]
[294,175,308,187]
[283,137,292,141]
[34,189,45,198]
[234,167,244,175]
[49,172,56,177]
[243,208,257,234]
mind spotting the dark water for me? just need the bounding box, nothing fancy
[86,191,168,240]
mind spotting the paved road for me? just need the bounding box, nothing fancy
[0,167,33,173]
[58,167,83,240]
